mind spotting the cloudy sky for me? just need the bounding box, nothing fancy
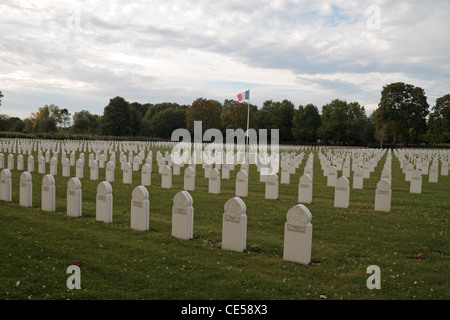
[1,0,449,119]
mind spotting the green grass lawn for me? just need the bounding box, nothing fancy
[0,147,448,300]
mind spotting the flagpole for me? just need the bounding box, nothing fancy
[246,89,250,159]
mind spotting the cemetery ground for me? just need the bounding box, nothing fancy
[0,148,448,300]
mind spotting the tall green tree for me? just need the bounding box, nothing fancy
[292,104,321,143]
[101,97,132,137]
[72,110,101,134]
[319,99,370,145]
[150,108,186,139]
[427,94,450,143]
[221,101,257,131]
[257,99,295,143]
[29,104,63,133]
[375,82,429,146]
[186,98,222,134]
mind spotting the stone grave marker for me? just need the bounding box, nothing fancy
[67,177,82,217]
[130,186,150,231]
[96,181,113,223]
[410,169,422,194]
[17,155,24,171]
[208,168,221,194]
[184,166,195,191]
[283,204,312,265]
[50,157,58,176]
[161,165,172,189]
[141,163,152,186]
[8,154,14,170]
[221,197,247,252]
[353,166,364,189]
[298,174,312,204]
[106,160,115,182]
[41,174,55,212]
[235,170,248,197]
[171,191,194,240]
[265,173,279,200]
[62,158,70,177]
[429,164,438,183]
[0,169,12,202]
[19,171,32,207]
[123,162,132,184]
[374,179,391,212]
[327,165,337,187]
[76,159,84,179]
[334,176,350,208]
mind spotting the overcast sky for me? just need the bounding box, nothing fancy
[1,0,449,119]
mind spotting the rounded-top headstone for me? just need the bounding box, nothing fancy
[286,204,312,225]
[20,171,32,182]
[97,181,112,195]
[1,168,11,179]
[377,178,391,190]
[68,177,82,190]
[173,190,193,207]
[224,197,246,216]
[132,185,149,201]
[42,174,55,186]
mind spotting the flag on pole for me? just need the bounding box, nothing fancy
[237,89,250,102]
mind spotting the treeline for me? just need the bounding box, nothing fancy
[0,83,449,146]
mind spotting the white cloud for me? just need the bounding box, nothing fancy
[0,0,449,119]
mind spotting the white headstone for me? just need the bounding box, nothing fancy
[106,160,115,183]
[41,174,55,212]
[208,168,221,194]
[7,154,14,170]
[405,163,414,181]
[130,186,150,231]
[38,155,46,174]
[171,191,194,240]
[50,157,58,176]
[123,162,132,184]
[352,167,364,189]
[429,164,438,183]
[265,173,279,200]
[67,177,82,217]
[0,169,12,202]
[221,197,247,252]
[184,166,195,191]
[0,153,4,169]
[374,179,391,212]
[327,165,337,187]
[96,181,113,223]
[298,174,312,204]
[283,204,312,265]
[17,155,24,171]
[19,171,32,207]
[222,164,230,179]
[280,166,290,184]
[235,170,248,197]
[76,159,84,179]
[62,158,70,177]
[410,169,422,194]
[161,165,172,189]
[90,160,99,181]
[141,163,152,186]
[334,176,350,208]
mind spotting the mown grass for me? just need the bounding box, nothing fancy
[0,147,448,300]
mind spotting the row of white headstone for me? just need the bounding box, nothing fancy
[0,168,312,265]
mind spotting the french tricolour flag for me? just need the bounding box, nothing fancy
[237,89,250,102]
